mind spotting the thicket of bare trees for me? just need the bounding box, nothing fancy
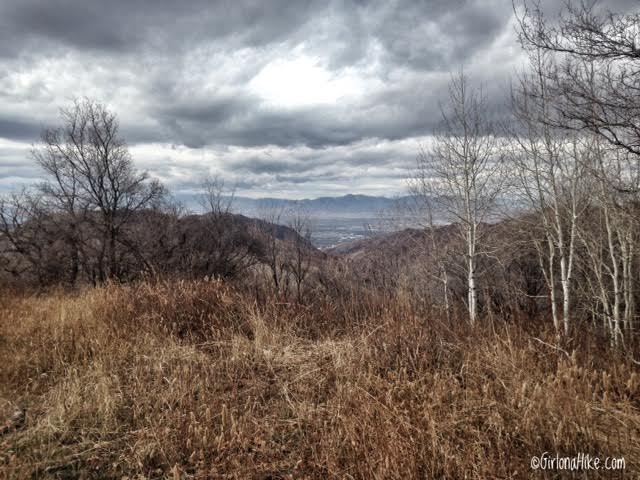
[256,201,316,302]
[405,2,640,345]
[509,46,590,336]
[196,176,261,279]
[0,99,166,285]
[286,206,313,303]
[0,99,320,305]
[513,1,640,344]
[0,102,276,287]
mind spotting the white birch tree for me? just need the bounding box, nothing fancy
[511,48,589,336]
[417,72,505,325]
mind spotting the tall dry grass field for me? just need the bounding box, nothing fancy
[0,280,638,478]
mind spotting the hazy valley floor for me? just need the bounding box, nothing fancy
[0,280,639,479]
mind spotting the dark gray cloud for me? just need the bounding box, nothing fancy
[0,0,638,197]
[0,117,42,142]
[150,75,447,149]
[368,0,509,71]
[0,0,326,56]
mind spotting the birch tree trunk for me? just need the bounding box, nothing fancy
[413,71,504,326]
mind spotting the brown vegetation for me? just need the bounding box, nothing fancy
[2,3,640,477]
[1,279,638,479]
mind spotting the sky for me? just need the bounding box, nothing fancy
[0,0,637,200]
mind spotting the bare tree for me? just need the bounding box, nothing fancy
[32,98,165,281]
[406,182,455,320]
[258,201,288,295]
[286,204,313,304]
[416,72,505,325]
[0,190,59,285]
[196,176,260,279]
[33,133,88,286]
[510,47,590,335]
[515,4,640,340]
[517,1,640,159]
[576,137,639,345]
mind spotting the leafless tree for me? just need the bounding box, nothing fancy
[258,201,288,295]
[574,135,639,345]
[0,190,59,285]
[32,98,165,281]
[416,72,506,325]
[406,182,455,320]
[510,47,591,335]
[196,176,259,279]
[515,1,640,341]
[517,1,640,160]
[286,204,313,304]
[33,132,88,285]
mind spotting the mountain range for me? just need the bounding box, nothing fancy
[218,194,418,218]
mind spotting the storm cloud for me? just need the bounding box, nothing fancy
[0,0,637,198]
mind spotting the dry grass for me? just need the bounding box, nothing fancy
[0,279,639,478]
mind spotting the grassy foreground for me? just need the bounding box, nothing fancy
[0,280,639,479]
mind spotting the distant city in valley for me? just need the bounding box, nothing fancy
[229,194,423,248]
[177,193,424,248]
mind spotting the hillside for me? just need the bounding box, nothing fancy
[327,224,459,258]
[0,210,322,286]
[328,227,428,257]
